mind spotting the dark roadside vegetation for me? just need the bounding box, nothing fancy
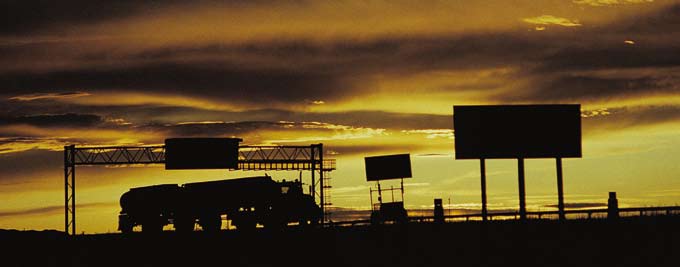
[2,216,678,267]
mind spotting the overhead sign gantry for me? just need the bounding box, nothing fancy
[64,139,334,236]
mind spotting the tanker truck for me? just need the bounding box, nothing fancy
[118,175,321,233]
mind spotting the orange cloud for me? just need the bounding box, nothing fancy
[522,15,582,27]
[573,0,654,6]
[9,91,91,101]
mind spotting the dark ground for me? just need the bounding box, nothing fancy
[2,217,679,267]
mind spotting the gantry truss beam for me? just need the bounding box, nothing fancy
[66,145,165,166]
[64,144,335,236]
[238,145,335,171]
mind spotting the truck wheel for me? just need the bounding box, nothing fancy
[174,217,195,233]
[141,222,163,233]
[119,223,133,234]
[397,210,409,224]
[199,214,221,233]
[370,211,383,225]
[233,219,256,231]
[118,215,134,233]
[265,219,286,230]
[301,217,319,227]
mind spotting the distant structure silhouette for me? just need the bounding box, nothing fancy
[608,192,619,220]
[433,199,444,224]
[365,154,412,224]
[118,175,320,233]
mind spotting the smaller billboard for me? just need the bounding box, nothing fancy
[165,138,242,170]
[365,154,412,181]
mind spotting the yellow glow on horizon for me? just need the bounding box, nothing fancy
[2,119,680,233]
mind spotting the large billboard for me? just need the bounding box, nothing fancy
[454,105,581,159]
[365,154,412,181]
[165,138,242,169]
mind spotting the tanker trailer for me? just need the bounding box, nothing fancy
[176,176,321,231]
[177,176,281,232]
[118,176,321,233]
[118,184,181,233]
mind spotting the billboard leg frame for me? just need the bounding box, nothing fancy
[556,157,565,220]
[400,178,404,202]
[518,158,527,221]
[480,159,488,222]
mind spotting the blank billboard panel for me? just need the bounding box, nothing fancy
[165,138,242,169]
[454,105,581,159]
[365,154,412,181]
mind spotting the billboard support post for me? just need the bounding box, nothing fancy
[391,185,395,202]
[518,158,526,221]
[400,178,404,202]
[556,157,565,220]
[480,158,488,222]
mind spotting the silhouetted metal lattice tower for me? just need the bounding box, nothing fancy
[322,160,335,221]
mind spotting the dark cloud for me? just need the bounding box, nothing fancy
[614,3,680,34]
[0,205,64,218]
[515,75,679,102]
[2,34,677,107]
[537,45,680,74]
[0,63,350,105]
[144,121,289,137]
[0,113,102,128]
[143,120,386,143]
[277,110,452,130]
[4,102,680,146]
[0,3,678,158]
[0,149,62,180]
[583,105,680,135]
[124,33,546,74]
[2,95,453,130]
[0,1,270,36]
[0,1,158,35]
[3,4,680,106]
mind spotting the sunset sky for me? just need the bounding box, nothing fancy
[1,0,680,233]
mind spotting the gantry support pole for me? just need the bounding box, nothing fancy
[556,157,565,220]
[64,145,76,236]
[318,144,325,223]
[480,158,488,222]
[518,158,527,221]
